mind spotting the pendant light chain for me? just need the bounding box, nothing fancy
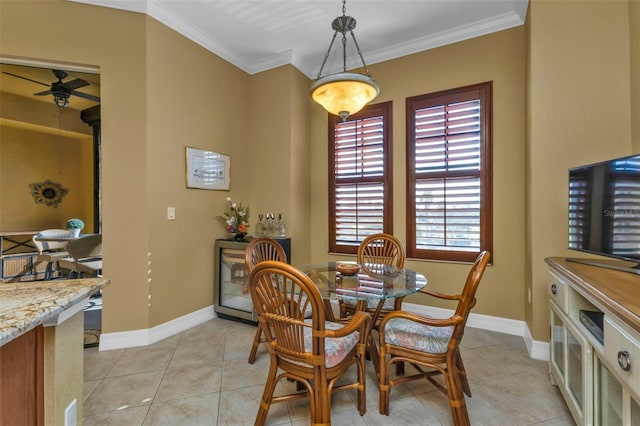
[310,0,380,120]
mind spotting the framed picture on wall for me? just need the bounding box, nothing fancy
[185,146,230,190]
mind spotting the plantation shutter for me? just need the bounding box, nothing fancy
[407,82,492,262]
[413,100,481,251]
[329,102,392,253]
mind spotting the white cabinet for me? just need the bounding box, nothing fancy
[549,288,594,425]
[546,258,640,426]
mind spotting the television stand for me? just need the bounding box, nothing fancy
[566,257,640,275]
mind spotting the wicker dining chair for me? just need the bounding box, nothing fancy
[378,251,490,426]
[338,233,406,321]
[244,237,287,364]
[249,261,371,426]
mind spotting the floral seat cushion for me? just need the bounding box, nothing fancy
[294,320,360,368]
[383,317,454,354]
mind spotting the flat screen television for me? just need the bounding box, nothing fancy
[568,153,640,274]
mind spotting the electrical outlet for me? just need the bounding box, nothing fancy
[64,399,77,426]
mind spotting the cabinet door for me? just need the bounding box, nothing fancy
[550,307,565,381]
[567,324,586,411]
[631,395,640,425]
[551,304,593,425]
[596,356,624,425]
[0,326,44,426]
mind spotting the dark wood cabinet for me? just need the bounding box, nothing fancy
[0,325,44,426]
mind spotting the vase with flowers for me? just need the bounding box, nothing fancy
[218,197,249,241]
[66,218,85,238]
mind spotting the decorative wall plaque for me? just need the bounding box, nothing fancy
[29,179,68,208]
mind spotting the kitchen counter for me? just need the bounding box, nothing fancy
[0,277,109,425]
[0,277,109,347]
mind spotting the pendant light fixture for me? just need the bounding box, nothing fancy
[310,0,379,121]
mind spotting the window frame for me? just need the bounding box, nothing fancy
[406,82,493,262]
[328,101,393,254]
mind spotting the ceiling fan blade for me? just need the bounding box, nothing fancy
[65,78,89,90]
[34,90,53,96]
[2,71,50,87]
[71,91,100,102]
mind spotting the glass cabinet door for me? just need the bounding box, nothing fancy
[631,395,640,425]
[219,247,252,313]
[556,309,592,425]
[551,309,565,378]
[567,327,584,409]
[597,357,623,425]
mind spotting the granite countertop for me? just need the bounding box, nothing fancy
[0,277,109,346]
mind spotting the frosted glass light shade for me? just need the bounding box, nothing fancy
[311,72,379,120]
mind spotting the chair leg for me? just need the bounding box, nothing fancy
[44,262,53,280]
[445,361,470,426]
[255,357,278,426]
[308,364,331,425]
[357,345,367,416]
[248,326,264,364]
[456,352,471,397]
[379,349,390,415]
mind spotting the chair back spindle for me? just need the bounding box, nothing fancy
[357,233,405,273]
[244,237,287,364]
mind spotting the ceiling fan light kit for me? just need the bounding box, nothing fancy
[3,68,100,108]
[311,0,379,121]
[53,92,70,108]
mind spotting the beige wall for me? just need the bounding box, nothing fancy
[0,1,255,332]
[0,1,306,333]
[0,125,93,231]
[310,27,527,320]
[527,0,634,339]
[44,312,84,426]
[632,0,640,151]
[1,0,151,332]
[145,18,251,325]
[248,65,312,264]
[1,91,94,233]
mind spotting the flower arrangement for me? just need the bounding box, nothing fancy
[218,197,249,234]
[66,218,85,229]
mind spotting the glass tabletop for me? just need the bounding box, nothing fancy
[298,261,427,303]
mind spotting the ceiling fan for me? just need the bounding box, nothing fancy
[2,68,100,108]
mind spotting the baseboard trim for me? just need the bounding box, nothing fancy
[402,301,549,361]
[524,322,550,361]
[99,302,550,361]
[99,305,216,351]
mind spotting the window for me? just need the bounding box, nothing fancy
[329,101,392,254]
[406,82,492,262]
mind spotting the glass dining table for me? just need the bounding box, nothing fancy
[297,261,428,377]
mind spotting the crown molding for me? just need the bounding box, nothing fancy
[70,0,527,78]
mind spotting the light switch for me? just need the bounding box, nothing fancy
[167,207,176,220]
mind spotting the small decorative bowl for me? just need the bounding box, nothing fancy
[336,263,360,276]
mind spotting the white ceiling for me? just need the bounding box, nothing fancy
[72,0,529,78]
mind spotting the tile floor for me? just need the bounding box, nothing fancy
[83,317,575,425]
